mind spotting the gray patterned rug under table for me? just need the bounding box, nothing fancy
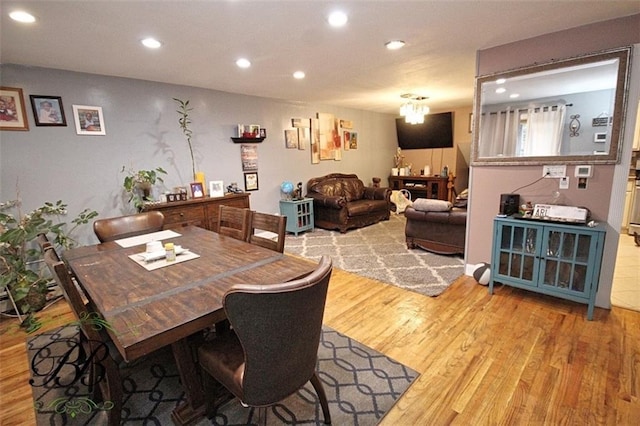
[29,324,418,425]
[285,213,464,297]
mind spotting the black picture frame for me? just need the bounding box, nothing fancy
[30,95,67,126]
[244,172,259,191]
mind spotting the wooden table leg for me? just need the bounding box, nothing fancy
[170,337,206,425]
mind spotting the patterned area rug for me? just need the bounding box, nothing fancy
[29,324,418,425]
[285,213,464,297]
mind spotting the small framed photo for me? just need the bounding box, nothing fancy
[190,182,205,198]
[30,95,66,126]
[244,172,259,191]
[73,105,105,135]
[0,87,29,131]
[209,180,224,198]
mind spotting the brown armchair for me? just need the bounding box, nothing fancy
[306,173,391,233]
[197,256,333,424]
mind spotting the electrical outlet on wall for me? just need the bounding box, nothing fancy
[542,165,567,178]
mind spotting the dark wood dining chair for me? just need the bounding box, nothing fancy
[43,247,124,425]
[247,211,287,253]
[197,256,333,425]
[36,233,52,253]
[217,205,251,241]
[93,211,164,243]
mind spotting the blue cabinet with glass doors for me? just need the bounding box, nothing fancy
[489,216,605,320]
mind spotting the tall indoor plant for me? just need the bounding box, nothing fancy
[0,198,97,329]
[173,98,197,180]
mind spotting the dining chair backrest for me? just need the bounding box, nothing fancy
[43,246,123,425]
[93,211,164,243]
[36,233,52,253]
[217,205,251,241]
[224,255,332,406]
[247,211,287,253]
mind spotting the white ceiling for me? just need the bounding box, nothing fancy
[1,1,639,115]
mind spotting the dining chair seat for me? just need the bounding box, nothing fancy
[217,205,251,241]
[198,256,333,424]
[247,211,287,253]
[93,211,164,243]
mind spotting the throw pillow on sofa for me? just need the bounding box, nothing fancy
[412,198,452,212]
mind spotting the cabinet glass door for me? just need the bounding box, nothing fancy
[495,223,540,285]
[541,230,594,295]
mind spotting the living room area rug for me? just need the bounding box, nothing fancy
[285,213,465,297]
[28,324,418,425]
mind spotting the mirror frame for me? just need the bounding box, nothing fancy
[471,47,632,166]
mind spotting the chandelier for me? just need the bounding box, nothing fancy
[399,94,429,124]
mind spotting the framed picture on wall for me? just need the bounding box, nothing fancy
[72,105,105,135]
[0,86,29,131]
[30,95,67,126]
[244,172,259,191]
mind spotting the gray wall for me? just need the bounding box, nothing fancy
[1,64,397,245]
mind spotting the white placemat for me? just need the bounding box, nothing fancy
[128,250,200,271]
[115,230,182,248]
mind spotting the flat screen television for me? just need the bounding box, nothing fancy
[395,111,454,149]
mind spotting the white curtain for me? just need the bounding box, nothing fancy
[521,105,566,156]
[479,108,520,157]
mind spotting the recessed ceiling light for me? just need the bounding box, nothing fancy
[328,11,348,27]
[496,78,506,84]
[495,87,506,94]
[236,58,251,69]
[509,93,520,99]
[141,38,162,49]
[9,10,36,23]
[293,71,306,79]
[385,40,405,50]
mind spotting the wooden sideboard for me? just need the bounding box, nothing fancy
[388,175,450,201]
[142,193,250,231]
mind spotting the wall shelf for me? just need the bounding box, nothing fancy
[231,137,265,144]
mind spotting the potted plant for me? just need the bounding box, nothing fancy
[173,98,197,180]
[122,166,167,210]
[0,198,97,330]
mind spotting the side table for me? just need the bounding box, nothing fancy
[279,198,314,236]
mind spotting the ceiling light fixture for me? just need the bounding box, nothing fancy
[399,94,430,125]
[236,58,251,69]
[495,78,507,84]
[293,71,306,79]
[385,40,405,50]
[327,11,348,27]
[9,10,36,23]
[141,38,162,49]
[495,87,506,94]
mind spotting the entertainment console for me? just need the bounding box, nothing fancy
[388,175,449,201]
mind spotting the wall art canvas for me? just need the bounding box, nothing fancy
[298,127,309,150]
[285,129,298,149]
[311,118,320,164]
[317,112,341,160]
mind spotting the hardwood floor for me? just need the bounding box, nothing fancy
[1,269,639,424]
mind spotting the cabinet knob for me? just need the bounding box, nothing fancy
[180,212,184,217]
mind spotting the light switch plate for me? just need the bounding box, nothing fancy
[542,165,567,178]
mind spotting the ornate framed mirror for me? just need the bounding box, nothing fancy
[472,47,632,165]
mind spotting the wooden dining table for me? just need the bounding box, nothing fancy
[63,225,317,425]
